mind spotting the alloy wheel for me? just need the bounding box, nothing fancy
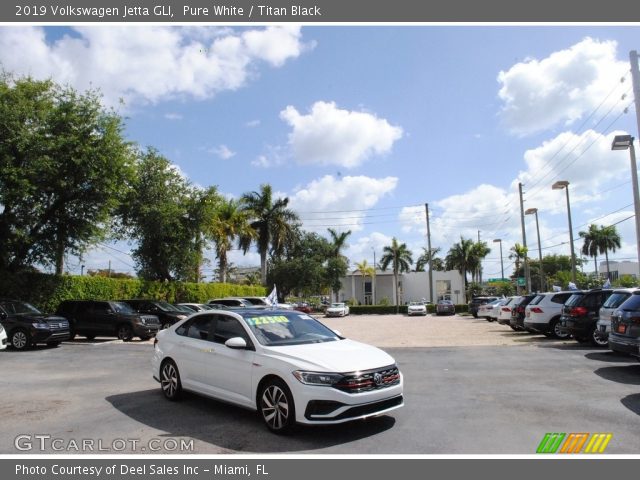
[12,331,28,350]
[261,384,290,431]
[161,362,180,400]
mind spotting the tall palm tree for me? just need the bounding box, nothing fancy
[579,224,600,277]
[416,247,441,272]
[598,225,621,280]
[326,228,351,300]
[470,241,491,282]
[355,259,376,305]
[207,198,254,284]
[240,184,299,285]
[509,243,528,290]
[445,237,475,288]
[327,228,352,258]
[380,238,413,311]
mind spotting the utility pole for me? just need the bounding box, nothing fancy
[477,230,482,284]
[630,50,640,277]
[518,183,530,292]
[425,203,434,304]
[108,260,111,278]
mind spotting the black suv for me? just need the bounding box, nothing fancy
[609,291,640,356]
[120,299,188,330]
[468,296,499,318]
[509,294,537,331]
[56,300,160,341]
[0,299,70,350]
[559,289,614,345]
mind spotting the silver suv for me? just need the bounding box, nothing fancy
[523,291,574,339]
[596,288,639,345]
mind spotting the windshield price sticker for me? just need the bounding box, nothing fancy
[246,315,290,326]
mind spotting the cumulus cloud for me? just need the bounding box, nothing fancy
[0,25,310,107]
[280,101,403,168]
[289,175,398,232]
[498,37,628,136]
[245,119,261,127]
[345,232,394,268]
[208,144,236,160]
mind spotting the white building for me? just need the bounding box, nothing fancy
[338,269,466,305]
[597,260,639,280]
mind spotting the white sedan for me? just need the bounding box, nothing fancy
[325,302,350,317]
[152,309,403,433]
[407,302,427,316]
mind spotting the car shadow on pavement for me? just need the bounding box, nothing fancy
[536,342,601,351]
[621,393,640,416]
[105,389,395,453]
[584,351,637,363]
[593,365,640,386]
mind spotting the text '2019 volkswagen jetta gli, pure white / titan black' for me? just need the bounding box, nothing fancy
[152,309,403,434]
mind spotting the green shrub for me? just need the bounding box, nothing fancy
[0,272,265,312]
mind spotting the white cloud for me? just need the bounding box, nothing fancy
[0,26,310,107]
[245,119,261,127]
[208,144,236,160]
[251,155,271,168]
[164,112,183,120]
[498,37,627,136]
[345,232,394,268]
[279,101,403,168]
[289,175,398,233]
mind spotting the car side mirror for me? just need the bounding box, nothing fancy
[225,337,248,349]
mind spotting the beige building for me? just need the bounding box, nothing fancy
[339,269,466,305]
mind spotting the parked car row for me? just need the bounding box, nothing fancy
[490,288,640,358]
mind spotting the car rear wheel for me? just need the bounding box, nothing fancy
[11,329,30,350]
[160,360,182,401]
[117,324,133,342]
[259,378,296,434]
[590,325,608,347]
[550,319,571,340]
[161,322,172,330]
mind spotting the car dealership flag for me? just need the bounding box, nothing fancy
[266,285,278,307]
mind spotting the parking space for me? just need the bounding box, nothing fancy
[1,314,639,454]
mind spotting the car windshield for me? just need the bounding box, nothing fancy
[0,301,42,315]
[330,303,345,308]
[603,292,632,309]
[112,302,134,314]
[618,293,640,311]
[154,301,180,312]
[409,302,423,306]
[439,300,452,305]
[242,312,340,346]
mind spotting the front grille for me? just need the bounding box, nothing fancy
[47,321,69,330]
[142,316,160,325]
[334,365,400,394]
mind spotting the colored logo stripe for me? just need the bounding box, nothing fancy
[584,433,612,453]
[560,433,589,453]
[536,433,565,453]
[537,433,612,454]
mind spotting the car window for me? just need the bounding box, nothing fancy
[618,294,640,311]
[529,295,544,306]
[582,294,600,309]
[603,292,632,309]
[243,312,340,346]
[551,293,572,304]
[186,315,215,341]
[0,301,42,315]
[564,294,584,307]
[112,302,134,314]
[212,315,249,345]
[93,302,112,313]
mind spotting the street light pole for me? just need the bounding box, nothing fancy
[493,239,504,280]
[525,208,544,292]
[552,181,577,285]
[371,247,377,305]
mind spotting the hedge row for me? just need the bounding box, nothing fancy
[0,272,266,313]
[348,304,469,315]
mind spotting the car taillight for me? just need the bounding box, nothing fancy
[530,307,543,314]
[570,306,588,317]
[517,306,525,313]
[501,307,510,312]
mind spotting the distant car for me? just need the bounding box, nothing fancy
[173,304,195,314]
[206,298,254,309]
[436,300,455,316]
[509,294,537,331]
[240,297,294,310]
[121,299,189,330]
[523,291,574,339]
[0,322,8,350]
[0,299,70,350]
[468,296,499,318]
[596,288,639,345]
[559,289,614,345]
[57,300,160,341]
[497,296,522,325]
[177,303,214,313]
[407,302,427,316]
[294,303,313,314]
[326,303,350,317]
[609,291,640,356]
[477,299,504,322]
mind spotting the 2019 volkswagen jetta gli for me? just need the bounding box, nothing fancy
[152,309,403,434]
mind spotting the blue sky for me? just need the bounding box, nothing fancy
[2,25,639,280]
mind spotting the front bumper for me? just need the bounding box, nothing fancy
[608,334,640,356]
[31,329,71,344]
[407,310,426,316]
[294,374,404,425]
[132,323,160,337]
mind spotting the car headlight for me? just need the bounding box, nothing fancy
[32,322,50,329]
[293,371,343,386]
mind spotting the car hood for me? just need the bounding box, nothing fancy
[13,313,68,323]
[263,339,395,373]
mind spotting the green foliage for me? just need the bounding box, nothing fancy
[0,272,265,313]
[0,74,134,274]
[380,237,413,308]
[614,274,638,288]
[378,297,391,306]
[466,282,483,298]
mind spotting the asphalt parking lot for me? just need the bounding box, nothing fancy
[1,314,639,454]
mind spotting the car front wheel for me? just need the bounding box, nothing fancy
[160,360,182,400]
[11,329,30,350]
[117,324,133,342]
[259,378,296,434]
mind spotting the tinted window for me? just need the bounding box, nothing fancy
[186,316,214,341]
[529,295,545,306]
[112,302,134,314]
[565,294,584,307]
[603,292,632,309]
[212,315,249,344]
[550,293,572,304]
[0,301,42,315]
[93,302,112,313]
[618,293,640,311]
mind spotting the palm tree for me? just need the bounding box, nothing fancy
[598,225,622,280]
[355,259,376,305]
[207,198,254,284]
[509,243,528,291]
[326,228,351,300]
[579,224,600,277]
[469,241,491,282]
[380,238,413,311]
[415,247,441,272]
[327,228,352,258]
[240,184,299,285]
[445,237,475,288]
